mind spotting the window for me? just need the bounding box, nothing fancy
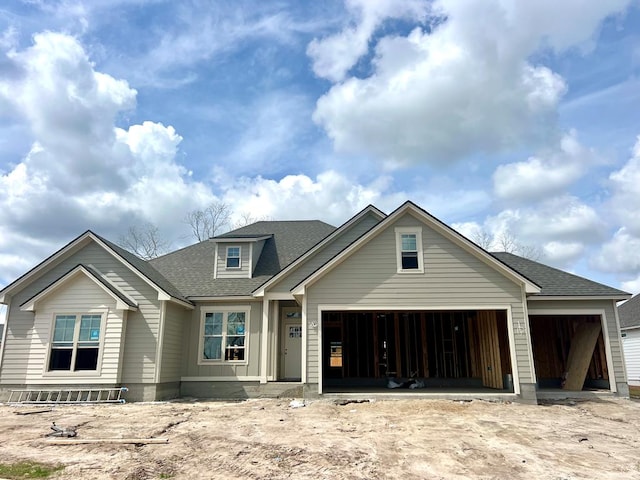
[201,308,249,363]
[395,227,424,273]
[226,246,241,268]
[49,314,102,371]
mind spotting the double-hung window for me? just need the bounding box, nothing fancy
[49,314,102,371]
[201,308,249,363]
[395,227,424,273]
[226,246,241,269]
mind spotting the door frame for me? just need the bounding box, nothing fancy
[280,306,302,380]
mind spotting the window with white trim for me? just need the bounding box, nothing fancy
[395,227,424,273]
[226,246,241,269]
[201,308,249,363]
[49,314,102,371]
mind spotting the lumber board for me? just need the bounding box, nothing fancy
[477,311,503,389]
[14,409,53,415]
[45,438,169,445]
[394,312,402,377]
[563,321,601,391]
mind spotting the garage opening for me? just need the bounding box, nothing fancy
[322,310,513,393]
[529,315,609,391]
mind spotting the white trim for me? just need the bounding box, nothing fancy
[621,325,640,331]
[528,308,616,393]
[116,310,128,383]
[253,205,386,297]
[213,243,219,279]
[260,297,269,383]
[395,227,424,273]
[42,310,108,377]
[292,202,540,296]
[504,305,520,394]
[20,266,137,312]
[210,235,272,243]
[197,305,251,366]
[182,376,263,382]
[301,294,307,384]
[154,301,167,383]
[529,295,631,301]
[317,304,513,311]
[248,244,253,279]
[188,296,257,302]
[270,300,279,380]
[317,304,322,395]
[263,292,296,301]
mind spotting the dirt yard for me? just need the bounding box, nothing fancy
[1,396,640,479]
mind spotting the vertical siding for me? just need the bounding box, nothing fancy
[1,273,124,383]
[305,212,532,384]
[160,302,188,382]
[622,329,640,385]
[216,243,250,279]
[182,301,263,378]
[268,212,381,294]
[527,299,625,384]
[1,241,162,385]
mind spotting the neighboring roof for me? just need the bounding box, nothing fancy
[291,201,541,295]
[20,264,138,312]
[619,294,640,329]
[492,252,631,300]
[150,220,336,297]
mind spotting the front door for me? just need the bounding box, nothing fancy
[281,308,302,380]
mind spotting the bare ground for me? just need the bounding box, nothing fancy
[1,397,640,479]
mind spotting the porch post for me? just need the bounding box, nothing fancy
[260,296,269,384]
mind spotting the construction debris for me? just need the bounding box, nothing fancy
[45,438,169,445]
[45,422,77,438]
[14,408,53,415]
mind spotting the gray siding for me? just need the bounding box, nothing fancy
[216,243,250,279]
[252,240,266,275]
[160,302,189,383]
[305,212,532,385]
[181,301,263,378]
[1,241,162,385]
[527,299,625,386]
[268,211,381,294]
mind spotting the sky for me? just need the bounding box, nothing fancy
[1,0,640,324]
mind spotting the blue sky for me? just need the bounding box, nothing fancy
[1,0,640,323]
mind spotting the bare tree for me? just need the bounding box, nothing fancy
[185,202,231,241]
[233,212,272,229]
[495,231,542,260]
[118,222,170,260]
[471,229,494,250]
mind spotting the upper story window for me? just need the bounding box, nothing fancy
[48,313,103,372]
[226,246,241,269]
[395,227,424,273]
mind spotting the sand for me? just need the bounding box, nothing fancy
[1,397,640,479]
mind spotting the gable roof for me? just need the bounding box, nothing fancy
[619,294,640,329]
[150,220,336,298]
[253,205,386,296]
[493,252,631,300]
[20,264,138,312]
[0,231,192,307]
[292,201,541,295]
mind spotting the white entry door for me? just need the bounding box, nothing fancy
[281,309,302,380]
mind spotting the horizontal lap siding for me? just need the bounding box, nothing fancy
[216,243,250,279]
[1,241,161,385]
[306,213,531,384]
[268,212,381,294]
[4,274,123,383]
[182,301,262,378]
[160,303,188,382]
[528,299,625,383]
[623,329,640,385]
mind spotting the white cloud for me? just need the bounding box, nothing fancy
[591,228,640,274]
[608,136,640,236]
[312,0,631,166]
[542,241,585,268]
[493,131,593,202]
[621,277,640,295]
[307,0,429,82]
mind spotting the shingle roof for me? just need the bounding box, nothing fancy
[492,252,630,298]
[619,294,640,329]
[94,233,191,303]
[150,221,336,297]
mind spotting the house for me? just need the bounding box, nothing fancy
[619,294,640,386]
[0,201,631,404]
